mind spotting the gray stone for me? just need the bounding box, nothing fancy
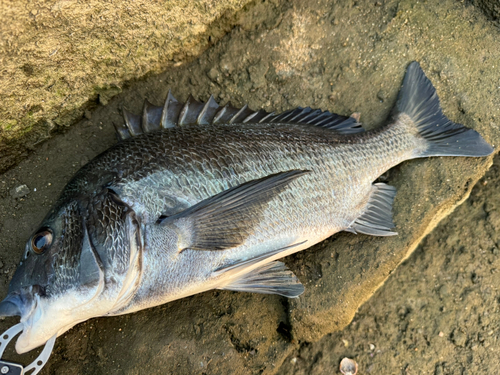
[10,184,29,199]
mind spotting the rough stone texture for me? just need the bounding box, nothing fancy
[0,0,499,374]
[0,0,254,173]
[471,0,500,25]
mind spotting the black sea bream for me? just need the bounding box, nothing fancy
[0,62,493,372]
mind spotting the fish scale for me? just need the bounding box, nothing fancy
[0,62,493,374]
[119,126,397,243]
[105,122,423,316]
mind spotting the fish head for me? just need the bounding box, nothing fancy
[0,199,106,354]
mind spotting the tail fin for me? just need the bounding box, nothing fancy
[394,62,493,157]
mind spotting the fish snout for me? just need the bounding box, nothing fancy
[0,285,43,319]
[0,295,21,317]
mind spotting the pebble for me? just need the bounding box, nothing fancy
[207,67,219,81]
[377,89,386,103]
[248,61,268,89]
[452,329,467,347]
[10,184,30,199]
[439,285,450,298]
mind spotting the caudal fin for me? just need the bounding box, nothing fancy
[394,62,493,158]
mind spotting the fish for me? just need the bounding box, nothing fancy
[0,62,493,372]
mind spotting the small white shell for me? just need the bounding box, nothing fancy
[339,357,358,375]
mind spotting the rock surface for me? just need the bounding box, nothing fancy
[471,0,500,25]
[278,155,500,374]
[0,0,254,173]
[0,0,499,374]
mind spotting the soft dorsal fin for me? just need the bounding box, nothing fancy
[115,91,364,140]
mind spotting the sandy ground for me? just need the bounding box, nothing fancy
[0,0,499,374]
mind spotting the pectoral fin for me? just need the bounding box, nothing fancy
[219,261,304,298]
[158,170,309,251]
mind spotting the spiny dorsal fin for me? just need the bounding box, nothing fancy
[179,95,205,126]
[213,103,241,124]
[197,95,219,125]
[161,91,182,129]
[230,104,255,123]
[243,109,272,123]
[142,100,162,133]
[116,92,365,141]
[123,109,142,136]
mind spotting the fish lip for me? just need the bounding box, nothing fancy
[1,292,45,354]
[0,296,21,317]
[0,285,44,319]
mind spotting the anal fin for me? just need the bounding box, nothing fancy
[219,261,304,298]
[350,183,397,236]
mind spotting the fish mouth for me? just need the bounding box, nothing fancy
[0,285,44,319]
[0,281,106,354]
[0,293,33,320]
[0,287,47,353]
[0,297,21,317]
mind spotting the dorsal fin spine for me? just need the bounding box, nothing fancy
[160,91,180,129]
[197,95,219,125]
[213,104,229,124]
[142,100,163,133]
[123,109,142,136]
[178,95,194,126]
[229,104,248,124]
[179,94,204,126]
[258,112,276,123]
[142,100,152,131]
[114,123,130,141]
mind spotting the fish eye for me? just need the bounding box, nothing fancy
[31,229,53,254]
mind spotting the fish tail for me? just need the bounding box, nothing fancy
[393,62,493,158]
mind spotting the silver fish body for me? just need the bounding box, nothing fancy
[108,121,415,315]
[0,62,493,361]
